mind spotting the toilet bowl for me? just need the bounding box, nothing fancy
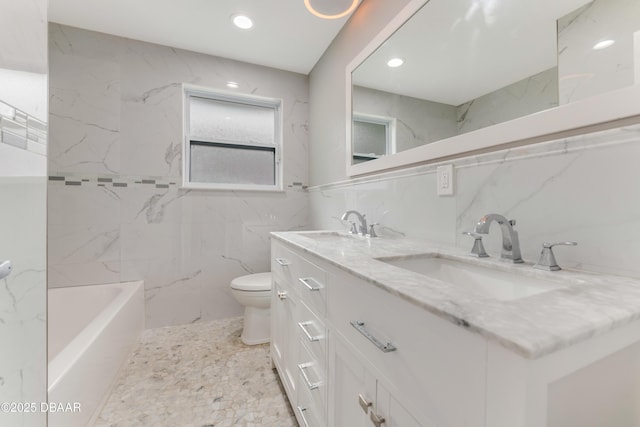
[230,272,272,345]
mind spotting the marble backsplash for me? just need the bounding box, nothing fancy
[48,24,309,328]
[310,123,640,279]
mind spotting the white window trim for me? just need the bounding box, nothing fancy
[182,83,284,192]
[352,112,397,160]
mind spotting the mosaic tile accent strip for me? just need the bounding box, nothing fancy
[0,99,46,156]
[94,317,297,427]
[47,174,180,189]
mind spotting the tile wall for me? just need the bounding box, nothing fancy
[0,1,48,426]
[48,24,309,328]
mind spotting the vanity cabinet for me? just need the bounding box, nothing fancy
[271,241,329,427]
[273,233,640,426]
[271,239,487,427]
[327,266,487,427]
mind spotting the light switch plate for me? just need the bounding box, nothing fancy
[437,164,454,196]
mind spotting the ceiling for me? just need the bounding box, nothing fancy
[48,0,358,75]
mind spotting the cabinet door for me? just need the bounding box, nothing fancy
[376,382,424,427]
[329,331,374,427]
[271,277,299,398]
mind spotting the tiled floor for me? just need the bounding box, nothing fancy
[95,317,298,427]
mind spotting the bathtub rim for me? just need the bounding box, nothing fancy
[47,280,144,393]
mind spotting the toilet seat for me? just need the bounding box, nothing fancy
[230,272,272,292]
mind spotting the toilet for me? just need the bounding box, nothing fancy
[230,272,272,345]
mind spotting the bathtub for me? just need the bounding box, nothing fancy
[48,281,144,427]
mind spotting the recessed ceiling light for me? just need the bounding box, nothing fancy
[593,39,615,50]
[226,81,239,89]
[232,14,254,30]
[387,58,404,68]
[304,0,360,19]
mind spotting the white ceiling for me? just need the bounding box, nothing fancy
[48,0,358,75]
[353,0,593,106]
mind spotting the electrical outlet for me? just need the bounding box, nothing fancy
[437,164,454,196]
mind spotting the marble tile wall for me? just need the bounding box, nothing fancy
[0,2,48,426]
[352,86,457,152]
[310,124,640,279]
[456,67,559,134]
[48,24,309,328]
[558,0,640,104]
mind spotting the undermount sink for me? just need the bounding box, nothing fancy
[298,231,366,242]
[378,254,571,301]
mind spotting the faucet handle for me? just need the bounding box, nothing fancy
[347,221,358,235]
[534,241,577,271]
[462,231,489,258]
[367,223,379,238]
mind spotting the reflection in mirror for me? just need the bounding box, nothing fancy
[352,112,396,163]
[350,0,640,165]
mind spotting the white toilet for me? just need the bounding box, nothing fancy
[230,272,272,345]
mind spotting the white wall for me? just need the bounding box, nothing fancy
[558,0,640,104]
[0,1,47,426]
[48,24,309,328]
[309,0,640,279]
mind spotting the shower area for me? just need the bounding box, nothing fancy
[0,2,48,427]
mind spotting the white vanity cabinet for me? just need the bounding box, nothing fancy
[327,266,487,427]
[271,240,329,427]
[272,239,487,427]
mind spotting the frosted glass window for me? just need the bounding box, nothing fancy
[183,87,282,191]
[353,121,387,156]
[189,97,275,145]
[190,142,275,185]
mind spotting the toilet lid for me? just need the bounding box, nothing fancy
[230,272,272,291]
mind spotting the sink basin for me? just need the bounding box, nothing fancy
[378,254,570,301]
[298,231,365,242]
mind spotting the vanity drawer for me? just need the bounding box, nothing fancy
[296,339,326,426]
[272,241,327,316]
[294,256,327,317]
[328,268,487,427]
[272,241,296,283]
[296,300,327,367]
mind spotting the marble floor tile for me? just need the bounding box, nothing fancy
[94,317,297,427]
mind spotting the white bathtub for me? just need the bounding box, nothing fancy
[48,281,144,427]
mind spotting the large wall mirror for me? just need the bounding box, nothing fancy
[347,0,640,176]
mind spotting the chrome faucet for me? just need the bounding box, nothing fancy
[0,260,12,280]
[474,214,523,263]
[341,210,368,235]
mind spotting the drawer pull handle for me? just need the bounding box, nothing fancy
[297,406,311,427]
[299,277,321,291]
[298,321,322,342]
[350,321,397,353]
[277,291,287,300]
[298,362,320,390]
[275,258,291,266]
[358,394,372,414]
[371,411,386,427]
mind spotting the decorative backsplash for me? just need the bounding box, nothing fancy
[0,99,46,156]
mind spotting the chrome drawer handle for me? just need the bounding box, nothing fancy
[299,277,321,291]
[277,291,287,300]
[371,411,386,427]
[298,321,322,342]
[358,394,372,414]
[298,362,321,390]
[350,321,397,353]
[275,258,291,266]
[297,406,311,427]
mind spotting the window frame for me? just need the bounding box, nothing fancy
[352,112,397,162]
[182,84,284,191]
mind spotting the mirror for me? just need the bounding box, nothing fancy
[348,0,640,174]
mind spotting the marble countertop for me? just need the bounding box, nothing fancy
[271,230,640,359]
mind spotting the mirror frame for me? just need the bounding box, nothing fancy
[346,0,640,177]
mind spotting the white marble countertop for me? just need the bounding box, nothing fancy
[271,230,640,359]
